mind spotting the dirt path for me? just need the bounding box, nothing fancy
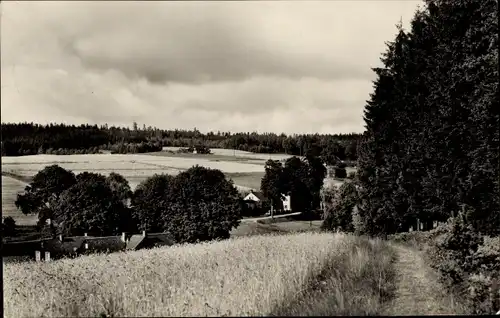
[240,212,302,223]
[383,244,465,315]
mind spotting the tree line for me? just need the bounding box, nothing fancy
[352,0,499,237]
[320,0,499,241]
[1,122,361,163]
[321,0,499,314]
[15,165,243,244]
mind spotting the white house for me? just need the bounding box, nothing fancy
[243,190,291,212]
[243,191,266,203]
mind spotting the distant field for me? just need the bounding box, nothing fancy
[162,147,293,161]
[4,232,396,317]
[1,153,266,191]
[1,176,37,226]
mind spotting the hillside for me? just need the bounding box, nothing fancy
[5,233,396,317]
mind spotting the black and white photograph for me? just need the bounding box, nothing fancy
[1,0,499,316]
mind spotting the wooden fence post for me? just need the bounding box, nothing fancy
[45,251,50,262]
[35,250,41,262]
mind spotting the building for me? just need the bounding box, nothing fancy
[282,195,291,211]
[2,231,175,262]
[243,190,267,206]
[243,190,291,213]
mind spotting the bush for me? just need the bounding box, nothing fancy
[426,213,500,314]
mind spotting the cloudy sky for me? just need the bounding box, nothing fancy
[1,1,422,134]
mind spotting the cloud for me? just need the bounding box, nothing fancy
[1,1,423,134]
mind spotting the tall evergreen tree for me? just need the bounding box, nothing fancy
[356,0,499,236]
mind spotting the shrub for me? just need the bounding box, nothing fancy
[428,215,482,285]
[426,212,500,314]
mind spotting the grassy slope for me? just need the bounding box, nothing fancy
[4,233,396,317]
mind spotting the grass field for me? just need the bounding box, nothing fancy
[1,176,37,226]
[231,217,322,237]
[1,153,267,191]
[4,232,396,317]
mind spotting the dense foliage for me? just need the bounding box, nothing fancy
[51,173,133,236]
[132,166,242,243]
[131,174,176,233]
[260,156,327,217]
[356,0,499,237]
[15,165,77,227]
[352,0,499,313]
[15,165,242,241]
[15,167,133,236]
[427,214,500,314]
[321,182,358,232]
[1,122,361,160]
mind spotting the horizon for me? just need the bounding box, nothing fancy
[1,1,422,135]
[0,120,363,136]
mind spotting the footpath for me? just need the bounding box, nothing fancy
[383,244,465,315]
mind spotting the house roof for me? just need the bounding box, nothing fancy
[249,191,267,201]
[3,231,177,259]
[2,239,50,257]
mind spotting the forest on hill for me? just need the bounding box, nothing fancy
[0,122,361,162]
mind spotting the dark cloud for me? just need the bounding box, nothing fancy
[1,1,422,134]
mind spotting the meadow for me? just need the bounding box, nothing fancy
[1,152,269,191]
[3,232,396,317]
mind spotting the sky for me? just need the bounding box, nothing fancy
[1,1,423,134]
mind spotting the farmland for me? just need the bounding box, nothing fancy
[3,232,397,317]
[1,150,353,226]
[1,152,280,190]
[1,176,37,226]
